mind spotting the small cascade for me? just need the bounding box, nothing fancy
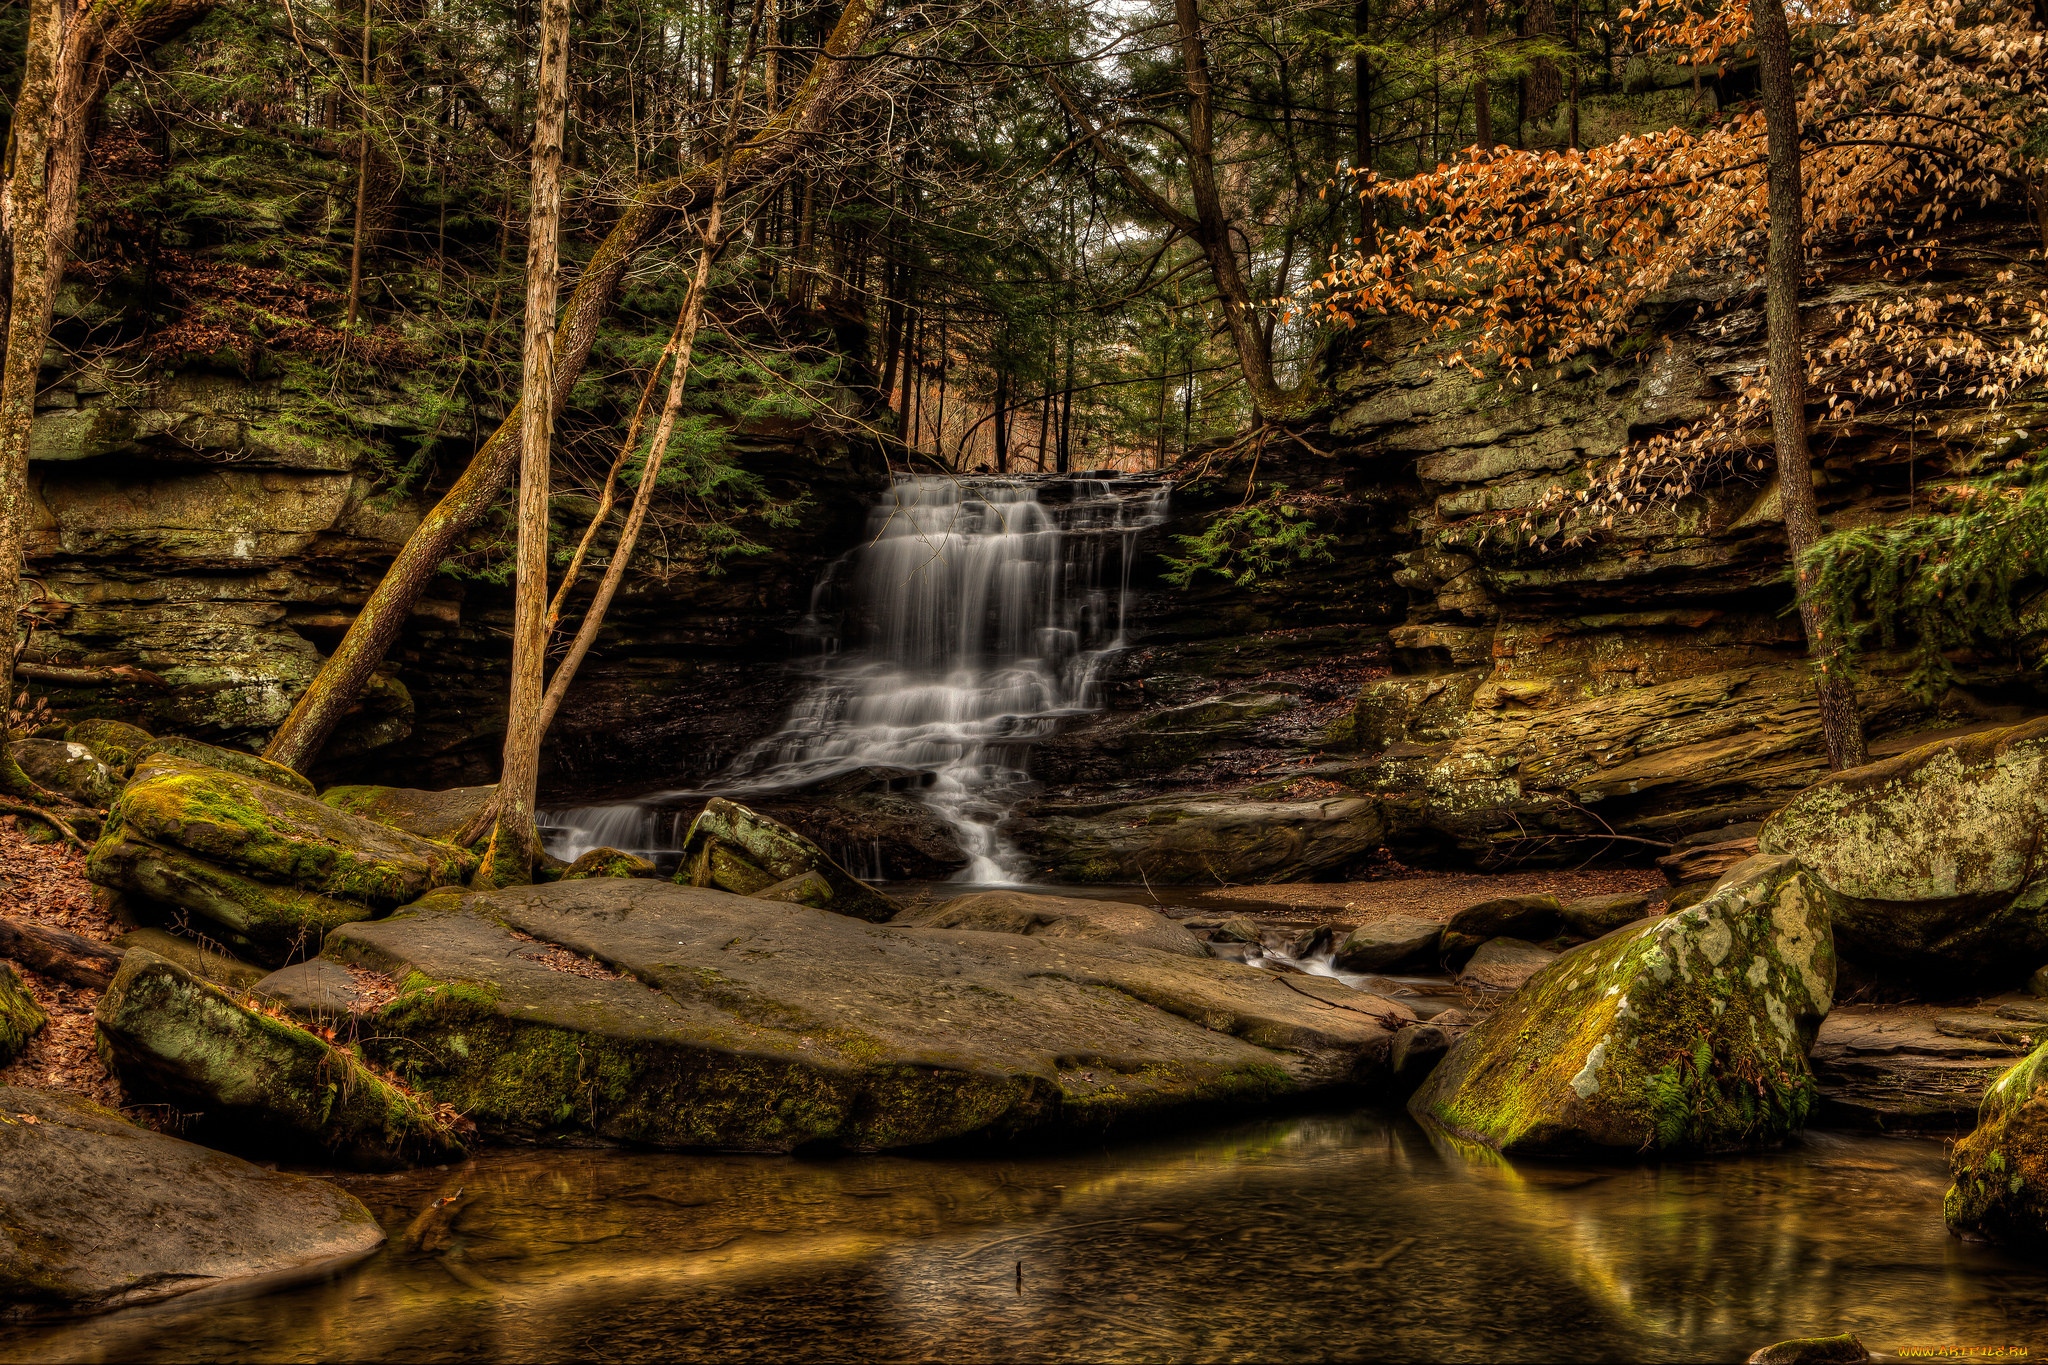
[545,472,1170,883]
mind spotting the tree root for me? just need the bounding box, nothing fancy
[0,797,89,851]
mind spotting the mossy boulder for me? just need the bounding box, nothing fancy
[1409,854,1838,1156]
[1944,1037,2048,1249]
[561,847,657,880]
[0,963,49,1065]
[90,837,378,966]
[324,878,1415,1152]
[93,950,465,1170]
[64,719,158,779]
[1761,716,2048,979]
[7,739,118,808]
[63,720,313,797]
[0,1084,384,1320]
[113,928,268,990]
[679,797,899,922]
[318,783,497,845]
[1332,915,1440,972]
[88,754,478,963]
[890,890,1209,958]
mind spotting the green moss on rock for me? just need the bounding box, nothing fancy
[93,949,465,1170]
[678,798,899,921]
[0,963,49,1065]
[1944,1038,2048,1249]
[1409,853,1837,1156]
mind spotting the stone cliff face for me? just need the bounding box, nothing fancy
[23,353,888,794]
[1011,211,2048,878]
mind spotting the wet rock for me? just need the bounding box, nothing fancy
[113,927,268,990]
[318,783,496,844]
[891,890,1208,958]
[1439,894,1563,962]
[1332,915,1440,972]
[1745,1334,1869,1365]
[1211,917,1264,945]
[758,792,969,880]
[1810,1005,2031,1130]
[7,738,117,808]
[1948,1039,2048,1248]
[1389,1023,1453,1084]
[1560,891,1659,940]
[94,950,465,1170]
[325,879,1416,1151]
[1761,717,2048,979]
[0,1084,384,1320]
[88,754,478,964]
[678,797,899,922]
[1455,937,1557,992]
[0,963,48,1065]
[561,848,656,880]
[1025,794,1384,884]
[1410,854,1837,1156]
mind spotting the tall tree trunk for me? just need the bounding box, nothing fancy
[261,0,885,772]
[1523,0,1561,132]
[992,365,1010,473]
[478,0,573,882]
[1468,0,1491,149]
[1,0,218,795]
[1353,0,1376,256]
[1753,0,1866,771]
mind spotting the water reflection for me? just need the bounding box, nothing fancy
[5,1114,2043,1363]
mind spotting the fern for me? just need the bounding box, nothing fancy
[1162,486,1337,589]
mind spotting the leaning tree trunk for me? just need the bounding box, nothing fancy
[261,0,884,774]
[1754,0,1867,771]
[476,0,573,884]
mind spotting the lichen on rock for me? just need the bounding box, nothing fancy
[1409,853,1837,1156]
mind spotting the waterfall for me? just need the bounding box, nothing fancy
[543,472,1169,884]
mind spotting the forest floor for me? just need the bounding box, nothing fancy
[1190,867,1668,924]
[0,817,122,1107]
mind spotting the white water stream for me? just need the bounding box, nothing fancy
[546,473,1170,883]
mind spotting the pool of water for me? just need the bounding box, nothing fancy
[6,1113,2043,1363]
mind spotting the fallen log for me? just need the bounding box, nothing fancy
[13,657,170,688]
[0,914,123,989]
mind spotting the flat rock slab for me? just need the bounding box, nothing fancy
[0,1085,383,1320]
[1456,937,1558,992]
[328,880,1417,1152]
[1812,1003,2035,1130]
[892,890,1208,958]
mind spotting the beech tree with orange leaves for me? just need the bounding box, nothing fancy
[1302,0,2048,769]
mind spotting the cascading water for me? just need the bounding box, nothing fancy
[543,472,1169,884]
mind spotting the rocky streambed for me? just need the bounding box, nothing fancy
[13,711,2048,1361]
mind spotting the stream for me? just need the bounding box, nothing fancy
[3,1114,2039,1362]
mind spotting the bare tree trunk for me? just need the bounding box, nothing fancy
[1352,0,1377,256]
[261,0,884,773]
[1754,0,1866,771]
[1468,0,1491,149]
[476,0,572,883]
[344,0,373,329]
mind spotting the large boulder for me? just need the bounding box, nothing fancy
[1439,893,1563,961]
[6,739,117,809]
[1409,854,1837,1156]
[891,890,1208,958]
[88,754,477,964]
[679,797,899,922]
[319,783,496,844]
[758,791,971,880]
[0,963,48,1066]
[324,878,1415,1151]
[0,1084,384,1319]
[1946,1041,2048,1248]
[1331,915,1440,972]
[1761,717,2048,979]
[1024,794,1384,884]
[94,949,465,1170]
